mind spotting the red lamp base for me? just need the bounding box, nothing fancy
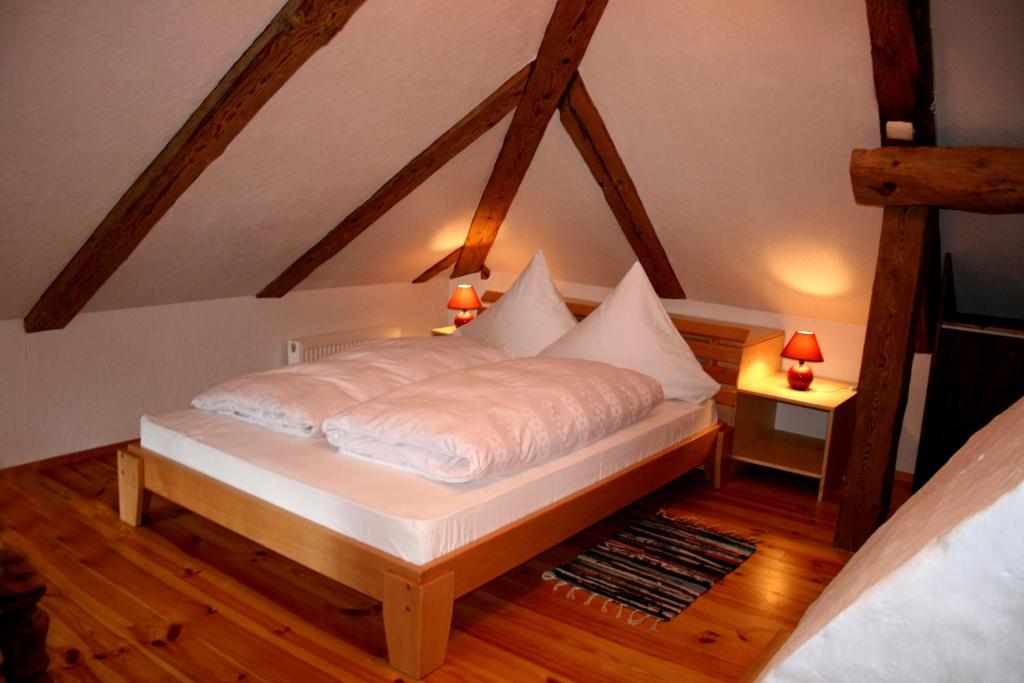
[453,310,475,327]
[787,362,814,390]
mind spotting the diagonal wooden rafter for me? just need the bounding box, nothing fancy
[411,247,489,284]
[412,248,464,284]
[558,74,685,298]
[451,0,609,277]
[23,0,366,333]
[260,64,531,298]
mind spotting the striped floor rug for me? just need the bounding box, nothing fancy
[543,512,756,629]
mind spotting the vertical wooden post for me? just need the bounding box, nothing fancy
[863,0,940,352]
[117,449,146,526]
[835,206,930,551]
[382,570,454,678]
[864,0,935,146]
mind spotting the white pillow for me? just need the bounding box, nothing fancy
[455,250,577,357]
[539,262,720,403]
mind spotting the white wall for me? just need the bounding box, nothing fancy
[896,354,931,473]
[0,281,447,469]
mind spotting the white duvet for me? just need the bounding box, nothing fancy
[191,337,513,437]
[323,357,664,482]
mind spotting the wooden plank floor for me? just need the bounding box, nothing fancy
[1,453,852,682]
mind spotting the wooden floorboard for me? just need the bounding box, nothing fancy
[1,451,854,681]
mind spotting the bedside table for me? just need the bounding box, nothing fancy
[431,325,456,336]
[733,371,857,501]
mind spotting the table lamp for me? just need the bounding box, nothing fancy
[781,330,824,390]
[447,284,481,327]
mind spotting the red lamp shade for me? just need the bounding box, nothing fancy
[447,284,481,327]
[781,331,823,390]
[781,331,824,363]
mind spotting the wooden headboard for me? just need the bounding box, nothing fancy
[481,290,784,424]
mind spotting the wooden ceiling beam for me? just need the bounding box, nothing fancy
[558,74,685,299]
[851,146,1024,214]
[412,248,461,284]
[835,0,939,551]
[411,247,490,284]
[451,0,609,277]
[260,64,531,298]
[23,0,366,332]
[864,0,939,354]
[835,0,937,548]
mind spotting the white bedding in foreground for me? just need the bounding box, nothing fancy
[323,357,664,482]
[141,400,716,565]
[191,336,512,437]
[759,396,1024,683]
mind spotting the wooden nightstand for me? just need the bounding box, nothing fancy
[733,371,857,501]
[431,325,456,336]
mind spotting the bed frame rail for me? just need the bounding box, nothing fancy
[118,423,722,678]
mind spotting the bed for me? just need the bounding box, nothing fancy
[117,294,782,678]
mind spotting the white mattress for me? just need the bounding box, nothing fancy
[140,400,716,565]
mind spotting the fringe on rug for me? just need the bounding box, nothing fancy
[541,571,663,632]
[655,509,760,545]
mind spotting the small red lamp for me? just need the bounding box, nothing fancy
[781,330,824,390]
[447,284,481,327]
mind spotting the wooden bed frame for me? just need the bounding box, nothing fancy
[117,299,782,678]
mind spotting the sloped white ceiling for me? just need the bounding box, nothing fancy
[488,119,638,286]
[2,1,1019,327]
[523,0,882,323]
[299,114,514,290]
[89,0,555,312]
[0,0,283,320]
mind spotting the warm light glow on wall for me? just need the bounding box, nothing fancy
[766,244,852,298]
[428,218,473,252]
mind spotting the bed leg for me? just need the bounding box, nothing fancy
[382,570,454,679]
[708,425,734,489]
[117,449,148,526]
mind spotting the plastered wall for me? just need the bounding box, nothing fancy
[0,281,447,468]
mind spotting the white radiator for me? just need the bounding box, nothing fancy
[286,326,402,364]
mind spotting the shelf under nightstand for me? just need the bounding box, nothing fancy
[733,372,857,501]
[732,430,826,478]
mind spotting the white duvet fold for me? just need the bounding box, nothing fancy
[191,337,513,437]
[323,357,664,482]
